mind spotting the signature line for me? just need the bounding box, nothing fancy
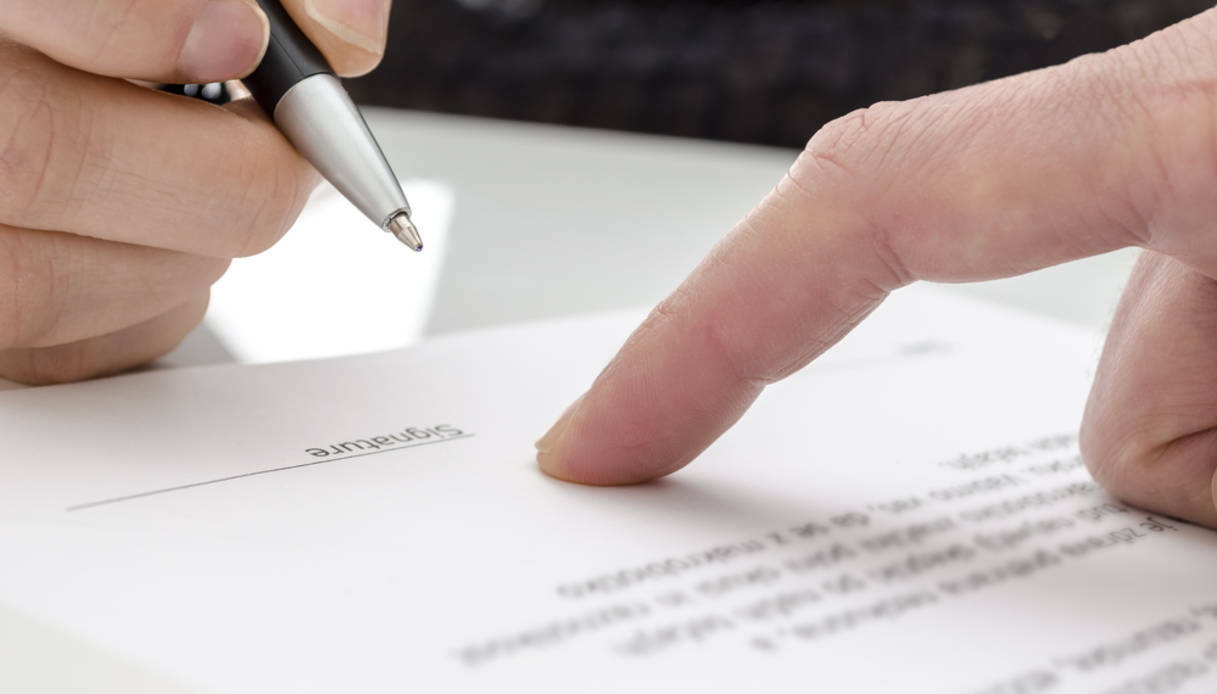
[65,434,476,512]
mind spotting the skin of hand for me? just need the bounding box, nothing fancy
[537,8,1217,528]
[0,0,392,383]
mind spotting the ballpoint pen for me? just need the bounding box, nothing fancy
[241,0,423,251]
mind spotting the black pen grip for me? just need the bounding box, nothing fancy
[242,0,334,116]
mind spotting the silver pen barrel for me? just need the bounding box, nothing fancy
[273,74,422,251]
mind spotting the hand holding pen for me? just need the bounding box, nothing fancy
[0,0,394,383]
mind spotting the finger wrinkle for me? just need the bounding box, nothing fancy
[0,230,22,349]
[0,67,56,220]
[1076,54,1173,247]
[867,213,914,290]
[85,0,142,66]
[0,230,57,348]
[702,310,773,390]
[1148,428,1217,520]
[872,98,954,181]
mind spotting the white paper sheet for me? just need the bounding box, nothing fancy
[3,286,1217,693]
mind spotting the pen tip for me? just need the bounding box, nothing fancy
[387,212,423,252]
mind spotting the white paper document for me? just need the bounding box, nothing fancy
[3,287,1217,693]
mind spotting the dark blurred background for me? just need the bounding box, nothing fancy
[347,0,1213,148]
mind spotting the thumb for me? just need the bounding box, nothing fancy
[279,0,391,77]
[537,9,1217,485]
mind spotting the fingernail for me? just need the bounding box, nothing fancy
[304,0,390,56]
[179,0,269,82]
[536,394,585,456]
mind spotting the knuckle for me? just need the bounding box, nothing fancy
[1079,391,1161,508]
[0,229,63,349]
[203,256,232,286]
[797,100,918,189]
[1,344,95,386]
[791,101,928,247]
[791,104,917,292]
[0,293,208,385]
[798,107,871,186]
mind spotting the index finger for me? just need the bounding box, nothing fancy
[536,10,1217,484]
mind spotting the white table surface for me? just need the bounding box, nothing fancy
[365,108,1139,337]
[0,106,1139,381]
[157,107,1138,371]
